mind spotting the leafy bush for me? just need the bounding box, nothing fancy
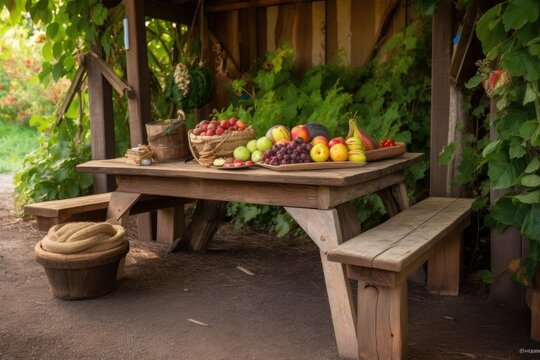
[221,20,432,235]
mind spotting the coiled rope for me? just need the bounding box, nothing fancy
[41,220,126,254]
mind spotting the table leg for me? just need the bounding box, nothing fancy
[286,206,358,359]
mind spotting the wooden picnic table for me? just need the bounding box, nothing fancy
[77,152,423,359]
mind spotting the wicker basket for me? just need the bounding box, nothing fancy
[188,126,255,166]
[365,142,406,161]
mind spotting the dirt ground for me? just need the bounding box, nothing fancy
[1,174,539,360]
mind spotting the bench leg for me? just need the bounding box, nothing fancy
[427,232,463,296]
[156,206,185,245]
[357,282,408,360]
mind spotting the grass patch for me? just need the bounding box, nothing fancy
[0,120,39,173]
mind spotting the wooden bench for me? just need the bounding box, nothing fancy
[327,197,473,360]
[24,193,190,244]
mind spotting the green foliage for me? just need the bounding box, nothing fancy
[448,0,540,286]
[221,20,432,235]
[14,113,93,215]
[0,2,198,208]
[0,119,39,173]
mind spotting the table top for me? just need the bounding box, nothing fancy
[77,153,424,187]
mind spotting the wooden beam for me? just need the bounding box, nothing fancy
[57,63,86,125]
[87,50,116,193]
[143,0,195,24]
[206,0,314,13]
[124,0,152,146]
[87,51,134,98]
[124,0,154,242]
[430,3,453,196]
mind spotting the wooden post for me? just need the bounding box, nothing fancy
[489,100,524,305]
[157,206,185,245]
[87,52,116,193]
[357,282,408,360]
[124,0,154,241]
[124,0,152,145]
[430,3,453,197]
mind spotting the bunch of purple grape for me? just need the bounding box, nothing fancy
[262,138,313,166]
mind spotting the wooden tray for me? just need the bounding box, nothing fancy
[256,161,366,172]
[365,142,406,161]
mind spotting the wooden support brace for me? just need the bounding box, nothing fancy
[106,191,142,220]
[357,282,408,360]
[427,231,463,296]
[157,206,185,245]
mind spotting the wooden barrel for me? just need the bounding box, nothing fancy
[146,119,189,162]
[34,240,129,300]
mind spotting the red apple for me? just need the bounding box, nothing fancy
[216,127,225,135]
[206,129,215,136]
[199,120,209,127]
[201,124,208,132]
[311,135,329,147]
[291,125,310,143]
[192,128,202,136]
[207,123,217,131]
[220,120,230,129]
[229,117,238,126]
[328,137,346,148]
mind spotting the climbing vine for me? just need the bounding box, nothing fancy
[437,0,540,286]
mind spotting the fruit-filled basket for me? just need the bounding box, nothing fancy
[365,142,406,161]
[188,120,255,166]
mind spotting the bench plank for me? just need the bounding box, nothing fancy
[327,197,473,272]
[24,193,112,218]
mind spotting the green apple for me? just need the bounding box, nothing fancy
[256,136,273,152]
[233,146,251,161]
[251,150,263,163]
[246,139,258,153]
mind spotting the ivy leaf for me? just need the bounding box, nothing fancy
[509,137,526,159]
[525,157,540,173]
[439,142,456,165]
[476,4,506,54]
[46,22,59,40]
[478,269,493,284]
[521,174,540,187]
[523,204,540,240]
[524,83,537,104]
[520,121,539,140]
[488,155,527,189]
[465,74,484,89]
[530,44,540,57]
[482,140,501,157]
[514,190,540,204]
[490,196,529,228]
[502,0,539,31]
[502,49,540,81]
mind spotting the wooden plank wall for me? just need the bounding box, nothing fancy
[207,0,414,109]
